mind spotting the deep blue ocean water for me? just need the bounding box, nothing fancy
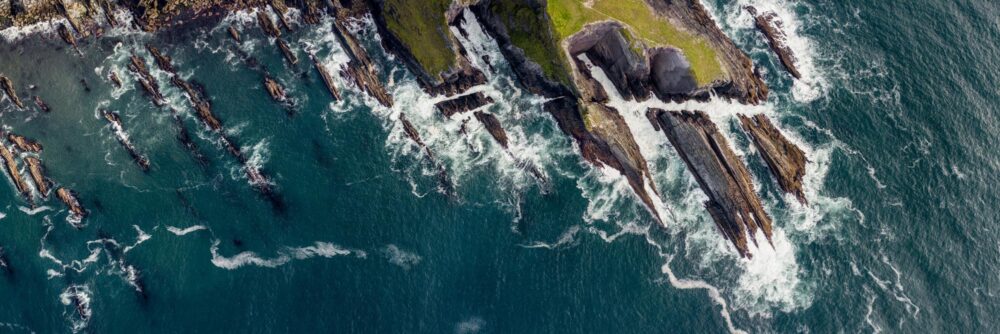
[0,0,997,332]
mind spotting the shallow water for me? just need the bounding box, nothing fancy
[0,0,996,332]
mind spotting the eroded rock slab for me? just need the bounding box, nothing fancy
[746,6,801,79]
[649,108,773,257]
[738,114,807,203]
[57,187,87,221]
[127,54,165,106]
[311,54,340,101]
[331,17,393,107]
[435,92,493,118]
[24,156,50,197]
[102,110,151,172]
[0,76,24,109]
[7,133,42,152]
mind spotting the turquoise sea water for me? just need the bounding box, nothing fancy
[0,0,997,332]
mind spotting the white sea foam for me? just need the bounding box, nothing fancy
[454,317,485,334]
[122,225,151,253]
[209,240,364,270]
[166,225,208,236]
[59,285,92,333]
[0,18,66,42]
[18,205,52,215]
[381,244,422,270]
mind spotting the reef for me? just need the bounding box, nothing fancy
[7,132,43,152]
[102,110,151,172]
[23,156,50,197]
[57,187,87,221]
[0,142,33,204]
[310,54,341,101]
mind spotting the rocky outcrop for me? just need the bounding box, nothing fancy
[24,156,50,197]
[228,25,242,42]
[57,23,79,52]
[256,10,281,38]
[0,76,24,109]
[109,71,123,89]
[33,96,50,112]
[435,92,493,118]
[330,16,393,107]
[399,114,453,195]
[263,75,287,102]
[57,187,87,221]
[127,54,165,106]
[7,133,42,152]
[146,45,175,73]
[0,143,32,203]
[738,114,807,203]
[746,6,800,79]
[310,54,340,101]
[275,38,298,65]
[649,109,773,258]
[102,110,151,172]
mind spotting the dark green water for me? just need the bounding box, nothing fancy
[0,0,996,332]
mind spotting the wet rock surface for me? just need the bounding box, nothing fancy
[435,92,493,118]
[0,143,33,204]
[739,114,808,203]
[57,187,87,221]
[649,109,774,258]
[746,6,801,79]
[7,132,43,152]
[399,114,453,196]
[24,156,49,197]
[0,75,24,109]
[102,110,151,172]
[330,15,393,107]
[310,54,340,101]
[127,54,165,106]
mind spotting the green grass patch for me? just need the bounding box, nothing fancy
[546,0,724,86]
[381,0,456,79]
[489,1,574,87]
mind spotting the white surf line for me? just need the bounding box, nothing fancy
[166,225,208,236]
[209,239,366,270]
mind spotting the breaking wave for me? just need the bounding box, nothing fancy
[209,240,365,270]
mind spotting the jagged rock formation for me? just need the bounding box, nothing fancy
[738,114,807,203]
[109,71,123,88]
[7,133,42,152]
[228,25,242,42]
[275,38,298,65]
[399,114,453,195]
[257,9,281,38]
[435,92,493,118]
[57,23,79,52]
[310,54,340,101]
[0,75,24,109]
[23,156,50,197]
[146,45,175,73]
[330,12,393,107]
[473,111,508,149]
[0,143,33,204]
[263,75,287,102]
[57,187,87,221]
[127,54,165,106]
[746,6,801,79]
[649,109,773,257]
[102,110,151,171]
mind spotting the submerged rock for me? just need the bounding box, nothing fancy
[102,110,151,172]
[435,92,494,118]
[649,109,773,258]
[0,76,24,109]
[738,114,808,203]
[746,6,801,79]
[263,75,287,102]
[33,96,50,112]
[228,25,242,42]
[399,114,453,196]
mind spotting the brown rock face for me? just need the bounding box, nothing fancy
[275,38,298,65]
[331,17,393,107]
[649,109,773,258]
[738,114,807,203]
[435,92,494,118]
[109,71,123,89]
[23,156,49,197]
[127,54,165,106]
[7,133,42,152]
[33,96,50,112]
[311,54,341,101]
[0,144,32,203]
[228,25,242,42]
[57,187,87,221]
[473,111,508,149]
[746,6,801,79]
[0,76,23,109]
